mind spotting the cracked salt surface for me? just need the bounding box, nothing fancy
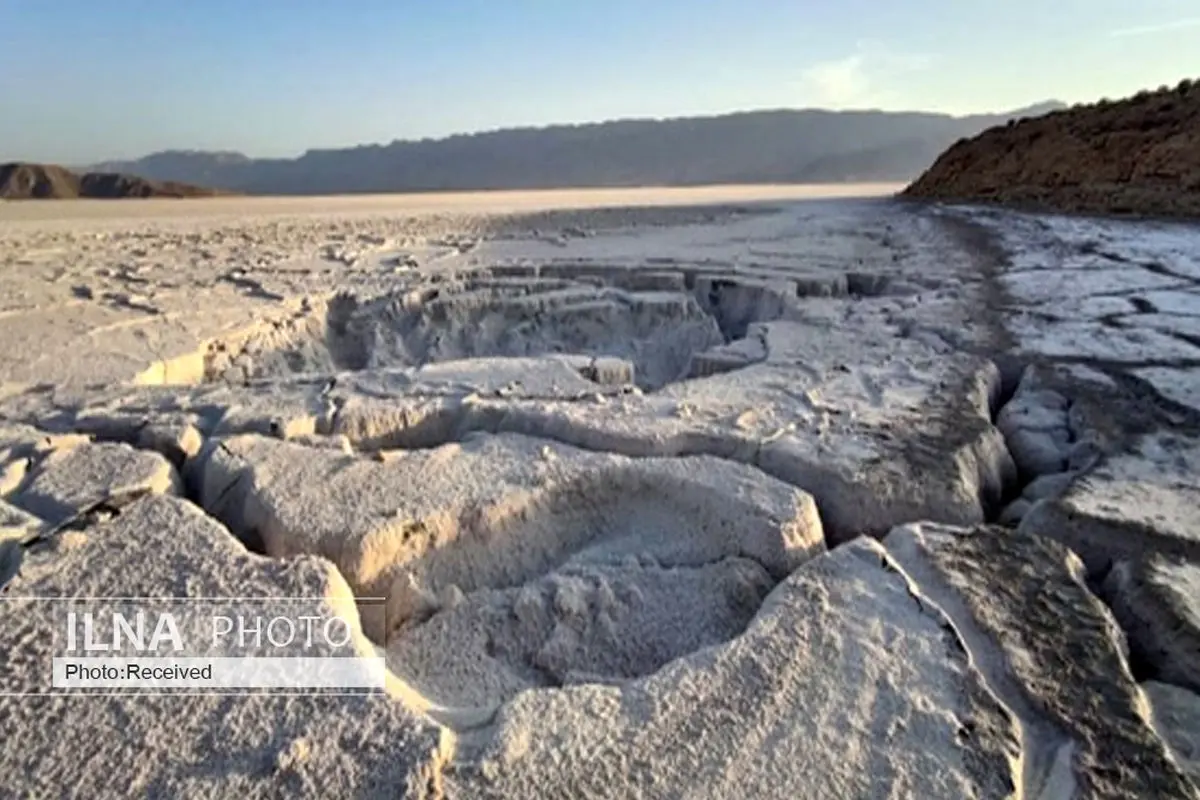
[2,188,1200,798]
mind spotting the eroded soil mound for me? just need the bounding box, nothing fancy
[904,78,1200,217]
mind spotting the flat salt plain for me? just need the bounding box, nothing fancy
[2,184,1200,798]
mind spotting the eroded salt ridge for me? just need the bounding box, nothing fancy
[166,235,919,392]
[3,195,1200,798]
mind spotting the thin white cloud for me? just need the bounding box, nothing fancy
[801,54,869,107]
[800,44,934,108]
[1109,17,1200,38]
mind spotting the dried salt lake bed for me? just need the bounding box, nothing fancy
[2,185,1200,798]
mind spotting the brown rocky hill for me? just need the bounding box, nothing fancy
[0,162,228,199]
[903,78,1200,217]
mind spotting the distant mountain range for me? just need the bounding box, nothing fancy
[88,104,1065,196]
[0,162,230,200]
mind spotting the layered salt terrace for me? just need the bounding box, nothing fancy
[2,188,1200,798]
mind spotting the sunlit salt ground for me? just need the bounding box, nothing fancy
[963,205,1200,413]
[2,184,1200,798]
[0,182,902,224]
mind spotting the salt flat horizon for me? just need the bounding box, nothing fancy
[0,182,904,225]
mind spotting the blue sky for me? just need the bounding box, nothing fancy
[1,0,1197,163]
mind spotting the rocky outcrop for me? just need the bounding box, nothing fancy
[12,441,180,526]
[0,495,450,799]
[0,162,228,199]
[904,78,1200,217]
[1145,681,1200,787]
[451,526,1197,799]
[1105,556,1200,693]
[450,539,1026,800]
[1019,432,1200,575]
[193,431,824,644]
[884,523,1196,799]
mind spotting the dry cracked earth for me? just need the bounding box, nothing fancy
[1,188,1200,798]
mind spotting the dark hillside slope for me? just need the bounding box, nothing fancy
[0,162,227,199]
[904,79,1200,217]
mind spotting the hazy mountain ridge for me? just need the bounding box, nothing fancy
[92,103,1064,195]
[905,80,1200,216]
